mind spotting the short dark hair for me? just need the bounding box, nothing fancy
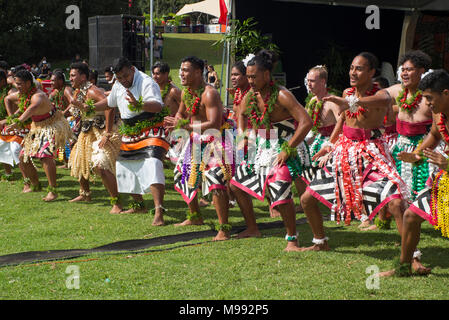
[14,70,34,83]
[232,60,246,76]
[0,61,9,71]
[373,76,390,89]
[356,52,379,71]
[419,69,449,93]
[399,50,432,71]
[112,57,133,73]
[104,66,113,74]
[247,49,279,73]
[70,62,89,78]
[52,69,66,82]
[181,56,204,71]
[152,61,170,74]
[0,70,7,82]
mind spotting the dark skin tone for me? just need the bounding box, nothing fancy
[164,61,231,241]
[229,64,313,251]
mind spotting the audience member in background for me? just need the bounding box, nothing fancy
[207,65,219,89]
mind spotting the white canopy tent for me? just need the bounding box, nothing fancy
[176,0,223,17]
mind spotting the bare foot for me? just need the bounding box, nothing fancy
[152,210,165,226]
[377,269,396,277]
[295,204,304,213]
[69,195,91,203]
[412,258,432,275]
[236,228,261,239]
[199,198,209,207]
[109,205,123,214]
[22,185,32,193]
[122,207,148,214]
[43,192,58,202]
[358,220,371,229]
[269,206,281,218]
[360,225,378,231]
[213,230,230,241]
[57,164,68,169]
[299,241,330,251]
[175,219,204,226]
[284,242,303,252]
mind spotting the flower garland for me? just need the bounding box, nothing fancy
[305,97,324,133]
[6,85,36,126]
[118,106,170,137]
[396,87,422,114]
[438,113,449,145]
[430,170,449,238]
[345,83,379,119]
[233,85,251,106]
[50,87,66,111]
[160,83,172,101]
[73,81,92,118]
[182,86,205,115]
[245,80,279,129]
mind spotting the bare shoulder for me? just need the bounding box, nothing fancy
[386,83,402,97]
[342,87,352,97]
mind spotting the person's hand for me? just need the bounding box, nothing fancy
[274,150,289,167]
[98,135,108,149]
[318,153,332,168]
[5,122,17,132]
[397,151,421,163]
[423,148,448,171]
[125,89,137,106]
[164,116,176,130]
[312,146,332,162]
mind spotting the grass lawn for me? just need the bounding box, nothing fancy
[0,161,449,300]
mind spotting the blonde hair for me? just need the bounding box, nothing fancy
[309,65,328,82]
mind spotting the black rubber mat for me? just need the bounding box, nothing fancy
[0,218,308,267]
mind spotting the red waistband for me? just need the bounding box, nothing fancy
[31,108,55,122]
[343,124,378,141]
[396,117,432,136]
[384,124,397,134]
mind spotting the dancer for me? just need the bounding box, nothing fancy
[1,70,73,201]
[76,57,168,226]
[165,56,233,240]
[379,69,449,276]
[67,62,122,214]
[300,52,409,251]
[229,50,313,251]
[0,70,18,180]
[151,61,181,116]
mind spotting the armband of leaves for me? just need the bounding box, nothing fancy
[280,141,297,158]
[127,96,144,113]
[174,118,190,130]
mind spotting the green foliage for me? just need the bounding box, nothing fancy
[214,17,280,61]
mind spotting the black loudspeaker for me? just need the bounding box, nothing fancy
[89,15,146,75]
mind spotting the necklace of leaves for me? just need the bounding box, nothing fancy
[396,87,423,114]
[245,80,279,129]
[182,86,205,115]
[306,94,326,133]
[0,84,12,119]
[160,82,172,101]
[50,87,66,111]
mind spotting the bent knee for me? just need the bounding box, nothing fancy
[300,190,316,208]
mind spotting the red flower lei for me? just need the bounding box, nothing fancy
[246,80,278,129]
[183,87,204,115]
[397,88,422,114]
[233,86,250,106]
[438,113,449,145]
[345,83,379,119]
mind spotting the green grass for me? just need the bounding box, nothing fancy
[0,161,449,300]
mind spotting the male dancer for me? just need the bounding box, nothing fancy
[0,70,18,180]
[379,69,449,276]
[67,62,122,213]
[76,57,168,226]
[300,52,409,250]
[164,56,233,240]
[151,61,181,116]
[1,70,72,201]
[229,50,313,251]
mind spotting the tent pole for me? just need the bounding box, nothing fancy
[150,0,154,69]
[224,0,233,108]
[219,0,231,106]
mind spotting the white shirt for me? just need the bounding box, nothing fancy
[107,67,163,119]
